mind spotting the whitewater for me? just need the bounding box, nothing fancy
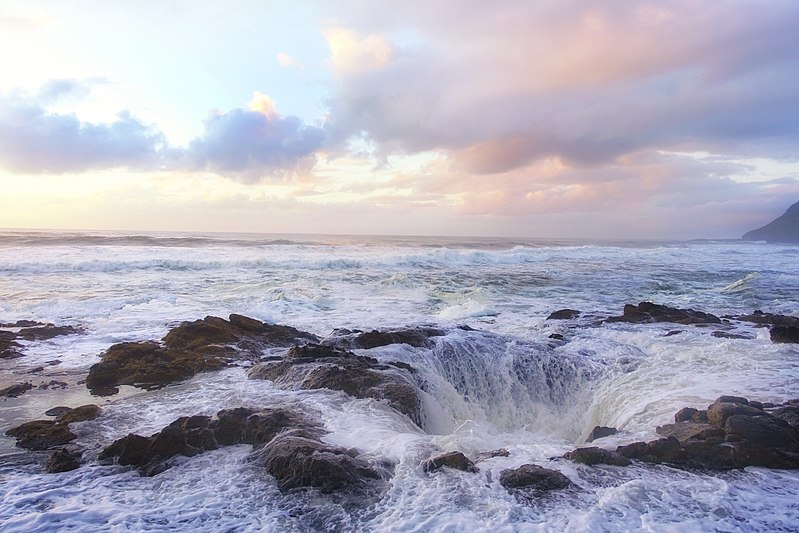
[1,230,798,532]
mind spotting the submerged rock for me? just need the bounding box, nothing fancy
[606,302,721,325]
[499,464,572,492]
[17,325,83,341]
[86,314,318,391]
[248,344,424,427]
[422,451,479,473]
[0,331,23,359]
[0,382,33,398]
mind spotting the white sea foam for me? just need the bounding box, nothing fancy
[1,231,798,531]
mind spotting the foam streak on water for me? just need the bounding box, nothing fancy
[1,230,798,531]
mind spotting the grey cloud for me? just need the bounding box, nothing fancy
[0,98,164,174]
[0,82,325,179]
[325,0,799,173]
[187,108,325,183]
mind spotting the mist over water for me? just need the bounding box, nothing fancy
[1,230,798,531]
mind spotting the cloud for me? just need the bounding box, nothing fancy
[276,53,299,68]
[186,92,325,182]
[323,0,799,171]
[0,81,164,174]
[0,83,325,180]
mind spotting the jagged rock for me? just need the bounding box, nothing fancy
[706,400,762,428]
[251,429,382,493]
[711,331,752,339]
[57,404,102,424]
[477,448,510,461]
[248,344,423,427]
[46,446,82,473]
[0,331,24,359]
[617,396,799,470]
[770,405,799,427]
[546,309,581,320]
[5,420,76,450]
[45,406,73,417]
[38,380,68,390]
[1,382,32,398]
[100,407,316,477]
[586,426,617,442]
[322,326,445,350]
[499,464,572,492]
[564,447,631,466]
[17,325,83,341]
[0,320,46,328]
[771,326,799,344]
[606,302,721,325]
[86,315,318,391]
[422,451,479,473]
[733,311,799,329]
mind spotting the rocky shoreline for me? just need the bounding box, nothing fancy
[2,303,799,500]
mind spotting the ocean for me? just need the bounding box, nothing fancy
[1,230,798,532]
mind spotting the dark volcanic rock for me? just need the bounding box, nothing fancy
[86,315,318,391]
[586,426,617,442]
[771,326,799,344]
[564,447,631,466]
[100,407,316,477]
[45,406,73,417]
[606,302,721,325]
[251,430,381,493]
[101,406,381,492]
[322,326,445,350]
[422,451,479,473]
[733,311,799,329]
[46,446,82,473]
[17,325,83,341]
[5,420,76,450]
[499,464,572,492]
[711,330,753,339]
[615,396,799,470]
[57,404,102,424]
[546,309,581,320]
[0,331,24,359]
[1,382,33,398]
[248,344,423,427]
[742,200,799,243]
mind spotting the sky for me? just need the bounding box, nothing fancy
[0,0,798,239]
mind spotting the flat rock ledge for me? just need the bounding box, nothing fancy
[606,302,721,325]
[565,396,799,470]
[100,407,385,493]
[85,314,319,392]
[247,344,424,428]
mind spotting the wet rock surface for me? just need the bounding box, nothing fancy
[248,344,423,427]
[586,426,617,442]
[499,464,572,492]
[1,320,83,359]
[615,396,799,470]
[86,314,319,391]
[422,451,479,473]
[46,445,83,473]
[771,326,799,344]
[4,404,102,451]
[546,309,581,320]
[606,302,721,325]
[322,326,445,350]
[100,406,383,492]
[564,447,631,466]
[1,382,33,398]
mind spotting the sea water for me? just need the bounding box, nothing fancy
[0,230,797,532]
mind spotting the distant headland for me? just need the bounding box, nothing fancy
[742,200,799,243]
